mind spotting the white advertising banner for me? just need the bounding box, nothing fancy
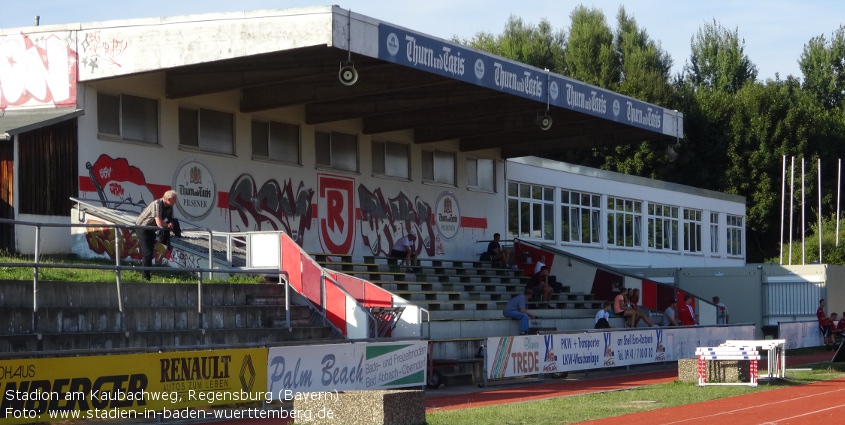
[486,325,755,379]
[266,341,427,396]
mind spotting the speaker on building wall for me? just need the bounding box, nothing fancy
[339,64,358,86]
[536,114,553,131]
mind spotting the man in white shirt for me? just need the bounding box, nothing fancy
[390,231,418,271]
[594,301,612,329]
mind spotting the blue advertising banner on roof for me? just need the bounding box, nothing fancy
[378,23,678,137]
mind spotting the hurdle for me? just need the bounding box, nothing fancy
[721,339,786,380]
[695,346,760,387]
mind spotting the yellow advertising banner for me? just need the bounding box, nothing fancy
[0,348,267,424]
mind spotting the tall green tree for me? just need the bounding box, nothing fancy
[684,19,757,92]
[563,5,618,88]
[461,16,565,73]
[799,25,845,110]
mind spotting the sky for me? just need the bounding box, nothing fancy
[1,0,842,82]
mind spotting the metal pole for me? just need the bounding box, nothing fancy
[32,225,40,333]
[818,158,822,263]
[207,229,214,280]
[114,226,124,333]
[780,155,786,264]
[838,159,841,247]
[802,158,806,265]
[789,157,794,265]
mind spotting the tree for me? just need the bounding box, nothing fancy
[684,19,757,92]
[799,25,845,110]
[461,16,565,73]
[563,5,618,88]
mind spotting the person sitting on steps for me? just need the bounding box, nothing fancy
[503,288,537,335]
[390,231,418,272]
[487,232,516,269]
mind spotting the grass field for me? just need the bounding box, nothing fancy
[426,361,845,425]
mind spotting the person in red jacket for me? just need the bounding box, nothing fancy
[818,299,835,350]
[678,295,697,326]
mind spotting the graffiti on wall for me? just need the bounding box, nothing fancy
[0,32,77,109]
[83,218,170,264]
[79,30,129,72]
[228,174,314,246]
[82,154,165,212]
[357,183,437,258]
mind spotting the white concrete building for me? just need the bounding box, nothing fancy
[0,6,692,268]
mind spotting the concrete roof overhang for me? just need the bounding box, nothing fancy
[89,6,683,159]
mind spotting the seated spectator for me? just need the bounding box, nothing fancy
[829,313,842,339]
[390,231,417,271]
[594,301,612,329]
[613,287,642,328]
[817,299,835,349]
[503,288,537,335]
[487,233,516,269]
[661,298,679,326]
[678,295,697,326]
[838,312,845,334]
[526,266,553,304]
[534,254,563,293]
[629,288,654,327]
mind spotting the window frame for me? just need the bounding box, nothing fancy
[251,118,301,165]
[315,130,359,173]
[683,208,703,254]
[726,214,743,256]
[96,92,159,145]
[647,203,679,252]
[606,196,642,248]
[421,149,456,186]
[710,212,720,255]
[507,182,555,241]
[560,189,602,246]
[372,139,410,180]
[466,156,496,192]
[178,106,235,155]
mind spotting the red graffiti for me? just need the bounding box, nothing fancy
[0,33,78,109]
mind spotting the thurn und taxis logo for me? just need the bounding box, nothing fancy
[190,166,202,184]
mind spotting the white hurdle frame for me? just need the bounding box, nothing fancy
[695,346,760,387]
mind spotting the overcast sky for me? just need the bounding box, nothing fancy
[2,0,842,82]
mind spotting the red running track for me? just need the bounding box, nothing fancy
[578,377,845,425]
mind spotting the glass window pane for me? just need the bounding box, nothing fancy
[477,158,494,191]
[122,95,157,143]
[508,182,518,197]
[433,151,454,185]
[520,201,530,238]
[508,199,519,239]
[252,121,269,157]
[543,187,554,201]
[372,141,385,174]
[466,159,478,187]
[331,132,357,171]
[385,142,408,178]
[315,131,330,166]
[97,93,120,136]
[543,203,554,240]
[422,151,434,181]
[269,121,299,163]
[199,109,233,154]
[178,108,198,147]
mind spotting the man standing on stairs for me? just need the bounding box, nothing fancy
[135,190,178,281]
[503,288,537,335]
